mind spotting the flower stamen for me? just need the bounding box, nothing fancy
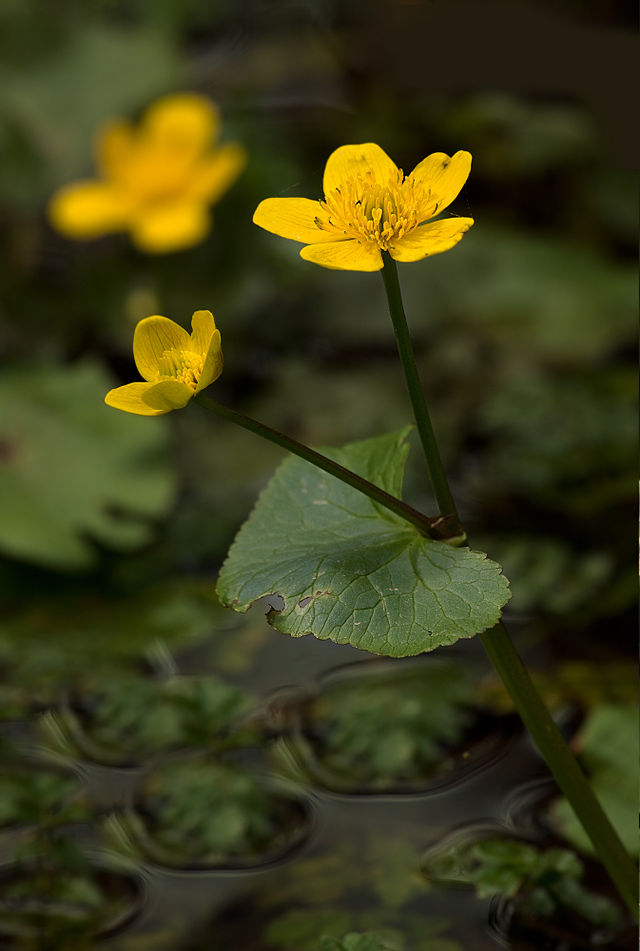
[319,171,433,251]
[158,348,204,389]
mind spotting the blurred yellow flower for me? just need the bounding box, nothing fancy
[49,94,246,253]
[253,143,474,271]
[105,310,222,415]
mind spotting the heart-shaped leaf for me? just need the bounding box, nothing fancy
[217,429,510,658]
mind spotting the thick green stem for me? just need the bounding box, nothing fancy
[483,621,638,914]
[194,394,461,542]
[380,253,638,917]
[380,254,458,518]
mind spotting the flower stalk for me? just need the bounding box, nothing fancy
[380,254,458,519]
[379,254,638,917]
[195,394,465,545]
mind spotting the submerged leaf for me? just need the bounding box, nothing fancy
[217,429,510,657]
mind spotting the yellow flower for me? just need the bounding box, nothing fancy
[105,310,223,415]
[48,93,246,253]
[253,143,474,271]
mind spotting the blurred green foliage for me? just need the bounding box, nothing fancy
[316,934,399,951]
[0,834,138,950]
[42,672,255,765]
[0,361,176,569]
[255,836,462,951]
[0,764,87,829]
[0,580,224,705]
[267,912,461,951]
[299,662,473,788]
[115,757,304,867]
[424,836,620,929]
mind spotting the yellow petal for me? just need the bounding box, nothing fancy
[196,329,224,393]
[133,316,190,382]
[188,143,247,203]
[189,309,217,356]
[388,217,474,262]
[95,120,135,181]
[105,382,166,416]
[253,197,337,244]
[407,151,472,220]
[48,181,131,239]
[300,239,383,271]
[323,143,398,195]
[142,93,219,154]
[141,380,195,412]
[130,201,210,253]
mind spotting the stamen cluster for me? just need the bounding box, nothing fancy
[159,349,204,389]
[318,171,432,250]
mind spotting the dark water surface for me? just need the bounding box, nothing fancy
[0,609,635,951]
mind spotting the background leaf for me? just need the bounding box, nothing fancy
[217,430,510,658]
[0,360,176,568]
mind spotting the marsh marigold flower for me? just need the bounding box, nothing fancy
[253,143,473,271]
[105,310,222,415]
[49,94,246,253]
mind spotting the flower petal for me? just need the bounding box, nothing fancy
[189,309,217,355]
[95,120,135,181]
[188,143,247,203]
[142,93,219,154]
[253,197,337,244]
[134,316,191,382]
[300,239,383,271]
[48,181,131,238]
[142,380,195,412]
[388,217,474,262]
[196,329,224,393]
[105,382,166,416]
[130,201,210,253]
[323,143,398,194]
[407,150,472,219]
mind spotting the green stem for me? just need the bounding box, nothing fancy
[194,394,461,542]
[483,621,638,914]
[380,254,458,518]
[380,253,638,917]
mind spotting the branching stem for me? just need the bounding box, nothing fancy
[195,394,463,543]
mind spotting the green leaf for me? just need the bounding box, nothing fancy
[217,429,510,658]
[0,360,176,569]
[425,834,620,927]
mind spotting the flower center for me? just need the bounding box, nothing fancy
[158,348,204,389]
[122,145,194,204]
[317,170,431,249]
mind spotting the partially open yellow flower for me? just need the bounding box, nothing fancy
[49,94,246,253]
[254,143,473,271]
[105,310,222,415]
